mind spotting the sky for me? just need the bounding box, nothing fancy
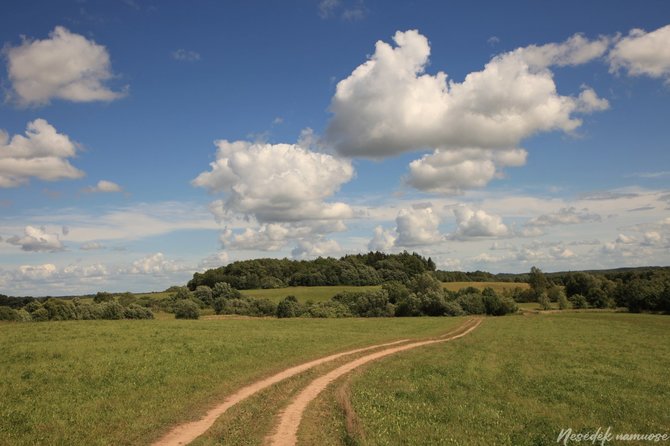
[1,0,669,296]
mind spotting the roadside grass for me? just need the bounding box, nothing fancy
[0,317,457,446]
[328,313,670,445]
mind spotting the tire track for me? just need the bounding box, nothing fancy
[152,320,475,446]
[265,318,483,446]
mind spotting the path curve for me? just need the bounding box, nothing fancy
[266,318,483,446]
[153,320,473,446]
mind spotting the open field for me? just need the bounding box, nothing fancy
[302,312,670,445]
[0,317,458,445]
[441,281,529,292]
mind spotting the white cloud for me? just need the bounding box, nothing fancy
[526,207,601,227]
[406,148,527,194]
[220,220,346,252]
[452,206,509,239]
[326,30,609,159]
[4,26,125,106]
[0,119,84,187]
[609,24,670,82]
[171,49,201,62]
[6,226,64,252]
[198,251,230,271]
[291,239,341,258]
[395,207,443,246]
[193,140,354,223]
[318,0,340,18]
[129,252,182,275]
[85,180,122,193]
[17,263,57,280]
[368,225,397,251]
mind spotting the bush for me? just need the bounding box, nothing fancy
[99,301,125,320]
[93,292,114,303]
[124,304,154,319]
[394,293,422,317]
[558,293,570,310]
[212,282,241,300]
[30,307,49,322]
[246,298,277,317]
[570,294,589,309]
[174,300,200,319]
[216,298,250,315]
[418,290,452,316]
[276,296,303,318]
[0,306,20,321]
[456,293,486,315]
[443,300,465,316]
[538,292,552,310]
[43,299,77,321]
[193,286,213,306]
[333,290,394,317]
[304,301,352,318]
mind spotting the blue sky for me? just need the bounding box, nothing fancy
[1,0,669,295]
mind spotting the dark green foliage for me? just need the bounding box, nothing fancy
[547,285,564,302]
[483,293,518,316]
[43,299,78,321]
[529,266,549,296]
[174,300,200,319]
[193,286,213,306]
[538,292,552,310]
[0,306,20,321]
[408,272,442,295]
[456,293,486,315]
[212,282,241,300]
[569,294,589,309]
[246,298,276,317]
[332,290,395,317]
[99,301,125,320]
[30,307,49,322]
[117,292,137,307]
[93,292,114,303]
[304,301,352,318]
[276,296,303,318]
[123,304,154,319]
[0,295,35,309]
[188,251,435,290]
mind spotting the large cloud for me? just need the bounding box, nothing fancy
[368,207,443,249]
[525,207,601,227]
[0,119,84,187]
[609,24,670,82]
[4,26,125,106]
[451,206,509,239]
[193,140,354,223]
[326,30,609,194]
[6,226,65,252]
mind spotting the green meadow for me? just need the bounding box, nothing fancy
[303,312,670,445]
[0,317,454,445]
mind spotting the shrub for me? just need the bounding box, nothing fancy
[93,292,114,303]
[419,290,452,316]
[570,294,589,309]
[124,304,154,319]
[304,301,352,318]
[246,298,277,317]
[394,293,422,317]
[456,293,486,315]
[193,286,213,306]
[558,293,570,310]
[216,298,250,315]
[538,292,552,310]
[276,296,303,318]
[117,292,137,307]
[99,301,125,320]
[333,290,394,317]
[212,282,241,300]
[174,300,200,319]
[30,307,49,322]
[43,299,77,321]
[443,300,465,316]
[0,306,20,321]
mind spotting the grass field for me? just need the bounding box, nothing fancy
[302,312,670,445]
[0,317,456,445]
[441,281,529,292]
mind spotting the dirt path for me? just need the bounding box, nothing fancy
[151,333,442,445]
[265,318,483,446]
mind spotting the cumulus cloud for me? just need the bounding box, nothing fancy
[84,180,123,193]
[4,26,125,106]
[451,206,509,239]
[80,241,105,251]
[6,226,64,252]
[609,24,670,82]
[193,140,354,223]
[0,119,84,187]
[406,148,527,194]
[327,29,608,159]
[325,30,609,194]
[198,251,230,270]
[129,252,183,275]
[368,225,397,251]
[17,263,58,280]
[366,207,443,250]
[526,207,601,227]
[291,239,341,258]
[220,220,346,252]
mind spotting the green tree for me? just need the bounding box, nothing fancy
[529,266,549,296]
